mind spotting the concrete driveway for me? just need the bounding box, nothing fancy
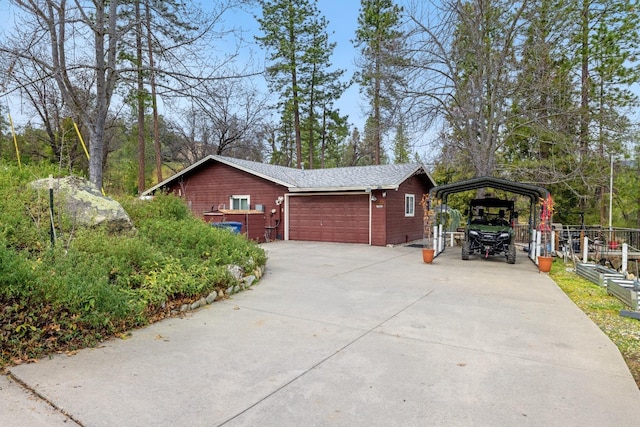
[5,241,640,426]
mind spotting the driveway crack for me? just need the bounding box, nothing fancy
[217,289,434,426]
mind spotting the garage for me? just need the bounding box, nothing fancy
[287,194,370,244]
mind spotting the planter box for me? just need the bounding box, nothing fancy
[576,263,624,287]
[606,278,640,311]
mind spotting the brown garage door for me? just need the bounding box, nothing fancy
[288,194,369,244]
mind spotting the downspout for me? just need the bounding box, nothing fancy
[284,194,290,241]
[369,191,372,245]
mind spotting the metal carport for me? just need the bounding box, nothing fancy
[429,176,549,261]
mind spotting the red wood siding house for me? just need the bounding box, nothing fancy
[142,155,435,246]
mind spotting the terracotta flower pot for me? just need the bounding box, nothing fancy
[537,256,553,273]
[422,248,435,264]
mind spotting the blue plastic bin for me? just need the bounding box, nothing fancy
[211,221,242,234]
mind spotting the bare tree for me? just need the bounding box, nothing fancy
[1,0,125,189]
[402,0,527,177]
[1,0,255,190]
[167,77,269,164]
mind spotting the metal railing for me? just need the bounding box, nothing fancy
[513,225,640,248]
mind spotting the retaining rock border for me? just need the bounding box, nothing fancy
[170,264,265,315]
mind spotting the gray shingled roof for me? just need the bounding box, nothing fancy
[217,156,433,191]
[287,163,429,191]
[142,155,433,196]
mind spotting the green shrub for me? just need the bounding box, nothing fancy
[0,237,37,299]
[0,163,267,367]
[121,192,190,222]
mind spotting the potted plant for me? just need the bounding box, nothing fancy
[537,194,554,272]
[420,194,436,263]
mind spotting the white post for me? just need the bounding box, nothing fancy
[535,230,542,262]
[583,236,589,263]
[622,243,628,273]
[550,230,555,254]
[450,232,454,247]
[530,229,536,261]
[439,224,444,252]
[433,225,438,254]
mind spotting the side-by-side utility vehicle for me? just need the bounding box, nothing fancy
[462,197,517,264]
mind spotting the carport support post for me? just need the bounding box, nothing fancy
[583,236,589,263]
[530,229,536,261]
[433,225,438,254]
[622,243,628,273]
[438,224,444,252]
[535,230,541,261]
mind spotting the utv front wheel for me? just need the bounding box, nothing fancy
[507,243,516,264]
[462,241,470,260]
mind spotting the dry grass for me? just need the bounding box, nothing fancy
[550,262,640,388]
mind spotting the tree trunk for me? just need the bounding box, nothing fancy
[136,1,146,194]
[374,48,381,165]
[289,22,303,169]
[146,1,162,184]
[579,0,590,154]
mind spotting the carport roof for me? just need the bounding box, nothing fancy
[430,176,548,202]
[141,155,435,196]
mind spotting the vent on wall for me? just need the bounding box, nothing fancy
[255,204,264,212]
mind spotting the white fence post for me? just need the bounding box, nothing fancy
[583,236,589,263]
[439,224,444,252]
[450,232,454,247]
[550,230,555,254]
[622,243,628,273]
[535,230,541,262]
[433,225,438,254]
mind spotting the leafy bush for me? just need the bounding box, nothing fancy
[0,163,266,366]
[121,192,191,222]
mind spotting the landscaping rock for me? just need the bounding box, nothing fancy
[29,176,134,232]
[227,265,244,281]
[206,291,217,304]
[243,275,256,288]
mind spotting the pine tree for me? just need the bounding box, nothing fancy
[353,0,405,165]
[256,0,347,169]
[393,118,410,164]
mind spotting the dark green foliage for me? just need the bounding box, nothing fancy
[0,163,266,366]
[121,192,191,221]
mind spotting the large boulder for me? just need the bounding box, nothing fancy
[30,176,134,232]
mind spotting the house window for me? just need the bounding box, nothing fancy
[230,195,250,210]
[405,194,415,217]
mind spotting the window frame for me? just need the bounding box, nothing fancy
[230,195,250,210]
[405,194,415,217]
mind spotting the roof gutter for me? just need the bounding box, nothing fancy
[288,185,398,193]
